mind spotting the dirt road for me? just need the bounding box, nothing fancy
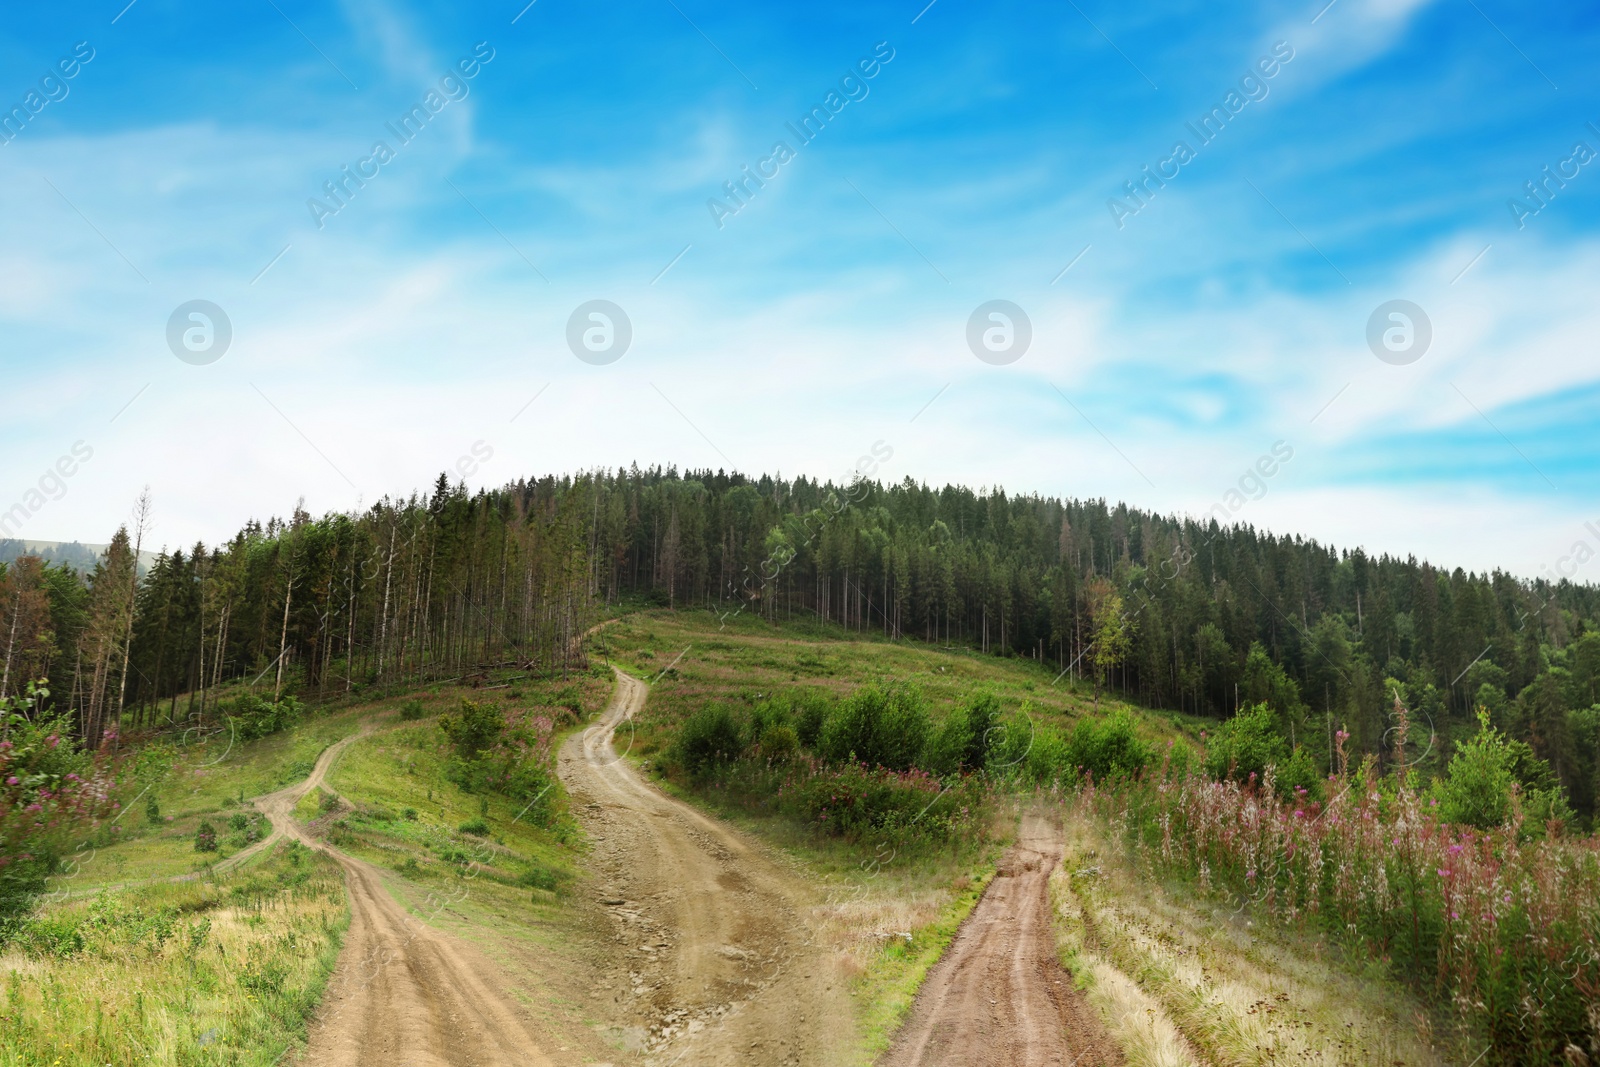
[244,722,557,1067]
[558,668,855,1065]
[879,814,1122,1067]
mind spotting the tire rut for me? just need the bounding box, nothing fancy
[558,668,854,1066]
[878,813,1124,1067]
[243,722,555,1067]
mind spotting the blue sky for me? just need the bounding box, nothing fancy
[1,0,1597,578]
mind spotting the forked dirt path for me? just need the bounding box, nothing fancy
[879,813,1123,1067]
[241,721,557,1067]
[558,668,855,1065]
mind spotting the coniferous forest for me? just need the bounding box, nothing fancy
[7,466,1600,819]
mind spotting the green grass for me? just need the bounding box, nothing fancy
[4,666,619,1066]
[321,718,581,899]
[600,610,1093,1059]
[657,774,1002,1062]
[597,607,1206,769]
[1,840,347,1067]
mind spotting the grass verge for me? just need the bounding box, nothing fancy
[1,840,346,1067]
[1051,811,1451,1067]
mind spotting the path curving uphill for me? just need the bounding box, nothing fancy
[245,722,556,1067]
[558,668,855,1066]
[878,814,1123,1067]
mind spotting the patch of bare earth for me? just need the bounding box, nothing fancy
[878,812,1124,1067]
[558,669,858,1066]
[242,724,567,1067]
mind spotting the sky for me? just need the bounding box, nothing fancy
[1,0,1597,581]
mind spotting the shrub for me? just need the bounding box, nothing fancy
[228,813,249,833]
[1431,711,1571,834]
[457,818,489,836]
[0,684,118,927]
[145,795,161,825]
[1065,709,1150,782]
[755,723,798,764]
[1275,744,1324,802]
[924,691,1002,776]
[817,682,929,771]
[194,821,218,853]
[672,705,744,779]
[438,699,504,760]
[519,865,560,892]
[399,699,426,721]
[1203,703,1287,784]
[225,694,303,741]
[987,711,1038,775]
[1020,723,1068,783]
[16,914,85,958]
[777,760,978,845]
[792,690,829,749]
[402,807,418,821]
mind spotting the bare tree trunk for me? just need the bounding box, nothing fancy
[274,571,294,702]
[377,521,397,683]
[196,578,206,719]
[114,489,153,731]
[0,592,18,700]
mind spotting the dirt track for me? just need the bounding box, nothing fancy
[879,814,1122,1067]
[558,668,855,1065]
[235,673,1120,1066]
[245,724,557,1067]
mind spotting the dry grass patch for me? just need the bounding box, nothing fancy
[1053,813,1450,1067]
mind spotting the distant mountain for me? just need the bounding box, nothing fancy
[0,539,160,574]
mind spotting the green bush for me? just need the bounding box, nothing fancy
[457,818,490,836]
[1276,745,1325,802]
[194,821,218,852]
[1203,703,1287,785]
[987,712,1038,775]
[438,699,504,760]
[792,690,829,749]
[817,682,930,771]
[1065,709,1151,782]
[399,698,426,721]
[1157,738,1195,781]
[1431,711,1571,834]
[519,865,560,892]
[924,691,1002,776]
[756,723,798,763]
[1020,724,1068,783]
[671,705,745,779]
[778,761,968,843]
[225,694,303,741]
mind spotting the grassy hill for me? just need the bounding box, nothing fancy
[0,606,1489,1065]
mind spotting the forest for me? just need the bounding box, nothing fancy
[5,465,1599,818]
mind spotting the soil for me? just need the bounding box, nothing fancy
[557,667,857,1065]
[877,813,1124,1067]
[248,725,559,1066]
[237,671,1123,1066]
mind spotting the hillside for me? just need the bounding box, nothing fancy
[0,538,162,572]
[1,607,1468,1066]
[3,465,1598,1065]
[9,469,1598,827]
